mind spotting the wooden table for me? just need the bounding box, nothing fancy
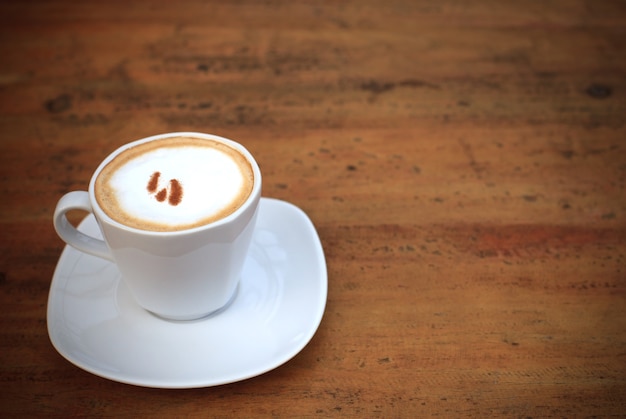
[1,1,625,416]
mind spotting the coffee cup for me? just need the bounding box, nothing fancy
[53,132,262,320]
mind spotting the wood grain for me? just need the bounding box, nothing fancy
[1,0,625,416]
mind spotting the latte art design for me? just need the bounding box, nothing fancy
[95,136,254,232]
[147,172,183,206]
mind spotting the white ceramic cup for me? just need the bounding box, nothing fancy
[53,132,262,321]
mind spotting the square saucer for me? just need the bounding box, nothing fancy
[47,198,327,388]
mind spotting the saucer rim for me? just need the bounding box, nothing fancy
[46,197,328,388]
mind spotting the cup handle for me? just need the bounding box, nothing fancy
[53,191,114,262]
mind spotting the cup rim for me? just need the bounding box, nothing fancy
[88,132,262,236]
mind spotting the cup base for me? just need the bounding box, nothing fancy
[146,283,240,322]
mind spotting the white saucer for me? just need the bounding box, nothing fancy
[47,198,327,388]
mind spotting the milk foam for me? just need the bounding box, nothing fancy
[96,138,253,231]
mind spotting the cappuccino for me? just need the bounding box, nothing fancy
[95,136,254,232]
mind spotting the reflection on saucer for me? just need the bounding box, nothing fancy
[47,198,327,388]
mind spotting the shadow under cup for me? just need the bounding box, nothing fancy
[106,202,260,321]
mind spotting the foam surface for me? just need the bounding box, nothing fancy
[96,137,253,231]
